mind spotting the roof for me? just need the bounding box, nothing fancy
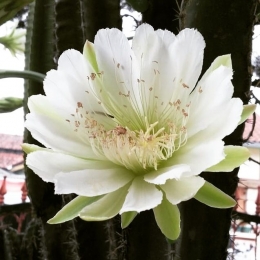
[0,134,23,150]
[0,134,23,170]
[243,113,260,143]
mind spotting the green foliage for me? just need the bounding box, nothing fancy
[0,96,23,113]
[0,0,34,26]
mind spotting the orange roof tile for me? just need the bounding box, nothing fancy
[0,134,23,169]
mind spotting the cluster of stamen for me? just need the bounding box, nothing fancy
[66,102,188,173]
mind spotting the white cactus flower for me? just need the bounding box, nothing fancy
[23,24,253,240]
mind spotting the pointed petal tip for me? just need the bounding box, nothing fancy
[206,146,250,172]
[121,211,138,229]
[195,181,236,208]
[153,198,181,240]
[239,104,257,125]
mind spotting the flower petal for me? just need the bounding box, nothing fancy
[153,197,180,240]
[187,64,235,137]
[165,139,225,176]
[44,50,103,113]
[79,184,129,221]
[26,95,100,159]
[93,27,143,127]
[131,25,205,123]
[54,168,134,196]
[167,28,205,91]
[194,181,236,208]
[121,211,138,229]
[144,164,191,185]
[191,98,243,142]
[206,146,250,172]
[48,195,103,224]
[22,143,47,154]
[26,150,115,183]
[239,104,256,125]
[43,50,115,129]
[83,41,99,72]
[120,177,163,213]
[133,26,205,92]
[199,54,232,80]
[155,28,176,47]
[161,176,205,205]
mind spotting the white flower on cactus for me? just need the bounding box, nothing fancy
[23,24,253,240]
[0,23,26,56]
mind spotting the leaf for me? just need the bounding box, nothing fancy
[48,195,103,224]
[206,146,250,172]
[153,197,180,240]
[194,181,236,208]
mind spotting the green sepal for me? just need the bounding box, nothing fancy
[79,184,130,221]
[21,143,46,154]
[48,195,103,224]
[238,104,256,125]
[83,41,99,73]
[194,181,236,208]
[121,211,137,229]
[153,197,180,241]
[206,146,249,172]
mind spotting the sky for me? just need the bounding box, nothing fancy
[0,20,259,136]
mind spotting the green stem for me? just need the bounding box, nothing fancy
[0,70,45,83]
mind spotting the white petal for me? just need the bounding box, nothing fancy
[44,50,103,113]
[132,26,205,123]
[94,28,141,125]
[161,176,205,205]
[132,24,177,119]
[120,176,163,213]
[187,64,235,137]
[144,164,191,185]
[192,98,243,142]
[26,150,115,183]
[43,50,115,129]
[165,139,225,176]
[26,95,99,159]
[54,167,134,196]
[155,28,176,47]
[79,184,129,221]
[167,28,205,91]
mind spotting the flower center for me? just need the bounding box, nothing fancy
[66,103,188,173]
